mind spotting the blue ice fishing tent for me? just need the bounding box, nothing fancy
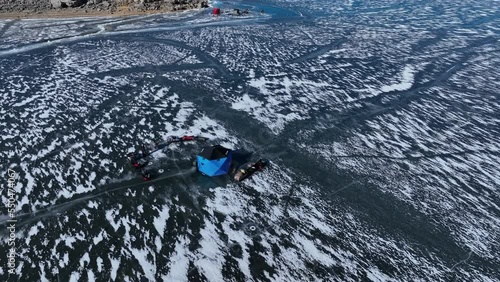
[197,145,232,176]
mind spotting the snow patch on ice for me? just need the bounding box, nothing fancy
[231,93,263,110]
[367,266,395,281]
[196,218,224,282]
[106,209,121,231]
[163,236,190,282]
[293,233,335,266]
[381,65,415,92]
[153,204,170,237]
[109,257,120,281]
[130,247,156,281]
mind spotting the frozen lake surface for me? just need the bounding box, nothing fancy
[0,0,499,280]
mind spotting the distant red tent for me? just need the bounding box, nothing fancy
[213,8,221,16]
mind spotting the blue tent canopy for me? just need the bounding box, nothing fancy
[197,145,232,177]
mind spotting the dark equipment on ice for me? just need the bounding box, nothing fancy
[140,167,166,181]
[232,8,249,16]
[127,135,209,180]
[127,152,148,169]
[233,159,268,182]
[141,169,154,181]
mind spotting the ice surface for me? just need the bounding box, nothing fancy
[1,0,499,280]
